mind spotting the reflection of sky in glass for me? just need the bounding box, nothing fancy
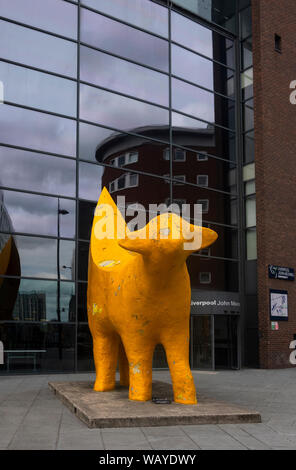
[172,78,214,123]
[0,105,76,156]
[172,44,214,91]
[0,62,77,116]
[13,236,75,280]
[80,84,169,131]
[0,0,77,39]
[0,20,77,77]
[80,46,168,107]
[79,162,103,201]
[0,147,76,197]
[79,122,117,162]
[82,0,168,37]
[171,11,213,58]
[1,190,75,238]
[81,8,169,72]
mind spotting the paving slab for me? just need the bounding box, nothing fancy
[48,380,261,429]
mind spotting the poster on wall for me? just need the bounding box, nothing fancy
[270,289,288,321]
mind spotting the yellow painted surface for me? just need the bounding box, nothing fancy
[87,188,218,404]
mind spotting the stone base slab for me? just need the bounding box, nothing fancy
[48,380,261,428]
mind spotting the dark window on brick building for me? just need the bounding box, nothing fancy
[274,34,282,53]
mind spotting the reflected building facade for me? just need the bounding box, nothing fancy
[2,0,289,372]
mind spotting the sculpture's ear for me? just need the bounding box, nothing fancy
[200,227,218,250]
[118,226,151,255]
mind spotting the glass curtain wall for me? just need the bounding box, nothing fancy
[0,0,240,373]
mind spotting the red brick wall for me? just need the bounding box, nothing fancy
[252,0,296,368]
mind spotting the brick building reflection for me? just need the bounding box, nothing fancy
[94,125,237,293]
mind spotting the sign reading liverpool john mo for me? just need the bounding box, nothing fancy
[87,188,218,404]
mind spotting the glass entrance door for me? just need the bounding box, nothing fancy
[214,315,239,369]
[190,315,213,369]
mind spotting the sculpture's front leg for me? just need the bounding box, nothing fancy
[163,330,197,405]
[122,337,155,401]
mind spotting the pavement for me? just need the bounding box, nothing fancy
[0,368,296,450]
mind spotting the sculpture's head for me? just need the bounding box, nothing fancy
[118,212,218,263]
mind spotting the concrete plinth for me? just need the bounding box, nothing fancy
[48,381,261,429]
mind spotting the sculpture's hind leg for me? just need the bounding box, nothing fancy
[118,338,129,387]
[93,332,119,392]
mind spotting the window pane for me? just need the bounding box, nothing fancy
[77,322,94,371]
[0,105,76,156]
[172,112,236,161]
[80,8,169,71]
[246,228,257,260]
[172,0,236,33]
[10,236,75,279]
[0,62,77,116]
[245,197,256,228]
[0,190,75,238]
[79,122,170,164]
[0,147,76,197]
[172,44,232,96]
[82,0,168,37]
[80,46,168,106]
[0,20,77,77]
[80,84,169,132]
[171,11,234,65]
[0,323,75,372]
[78,241,89,281]
[79,162,104,201]
[172,78,234,129]
[0,0,77,39]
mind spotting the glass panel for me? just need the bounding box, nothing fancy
[0,62,77,116]
[79,122,170,164]
[171,11,235,64]
[80,46,168,106]
[81,8,169,71]
[80,84,169,132]
[153,344,168,369]
[11,236,75,279]
[0,20,77,77]
[172,78,234,129]
[77,322,94,371]
[172,0,236,33]
[78,200,96,241]
[172,146,236,192]
[172,44,232,96]
[244,105,254,132]
[172,182,236,226]
[0,278,75,322]
[0,147,76,197]
[246,228,257,260]
[77,282,87,322]
[78,241,89,281]
[0,105,76,156]
[172,112,236,162]
[82,0,168,37]
[245,196,256,228]
[0,323,75,372]
[187,257,239,291]
[0,0,77,39]
[191,315,212,369]
[0,190,75,238]
[214,315,238,369]
[240,6,252,40]
[244,130,254,164]
[79,162,104,201]
[172,78,214,123]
